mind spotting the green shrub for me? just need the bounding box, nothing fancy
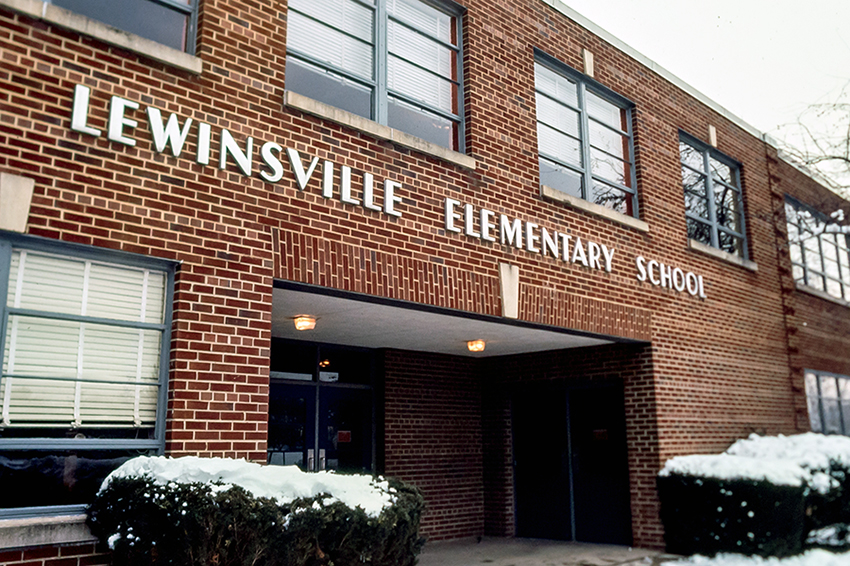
[657,474,806,558]
[87,475,424,566]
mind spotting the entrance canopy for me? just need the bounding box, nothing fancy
[272,284,621,358]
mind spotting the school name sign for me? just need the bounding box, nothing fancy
[68,85,707,299]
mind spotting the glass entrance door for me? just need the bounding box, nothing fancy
[267,340,375,474]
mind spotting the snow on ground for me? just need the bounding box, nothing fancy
[663,549,850,566]
[102,456,396,517]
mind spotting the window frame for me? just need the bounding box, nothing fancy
[805,369,850,436]
[679,132,749,259]
[534,49,638,218]
[785,196,850,302]
[284,0,466,152]
[0,232,176,518]
[46,0,199,55]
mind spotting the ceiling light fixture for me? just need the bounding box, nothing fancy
[293,315,317,331]
[467,339,485,352]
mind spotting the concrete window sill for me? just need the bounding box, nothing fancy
[0,0,202,74]
[0,515,96,550]
[796,282,850,309]
[688,239,758,272]
[284,91,477,171]
[540,185,650,232]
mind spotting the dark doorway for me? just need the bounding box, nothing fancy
[267,340,375,474]
[512,383,632,544]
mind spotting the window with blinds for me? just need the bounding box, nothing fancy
[1,250,167,434]
[534,53,638,217]
[285,0,464,151]
[0,237,174,516]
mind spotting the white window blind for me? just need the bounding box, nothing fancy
[1,250,166,430]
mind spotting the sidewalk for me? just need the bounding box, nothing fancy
[418,537,681,566]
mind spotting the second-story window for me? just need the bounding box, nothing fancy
[285,0,464,152]
[785,197,850,302]
[50,0,197,53]
[679,134,747,258]
[534,54,637,217]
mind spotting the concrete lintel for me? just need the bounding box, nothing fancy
[541,185,650,233]
[0,173,35,233]
[688,238,759,272]
[284,91,477,171]
[0,515,96,550]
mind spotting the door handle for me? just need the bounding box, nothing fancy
[319,449,326,471]
[307,449,314,472]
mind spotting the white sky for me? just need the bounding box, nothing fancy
[561,0,850,139]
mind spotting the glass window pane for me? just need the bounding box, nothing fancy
[718,231,743,257]
[388,0,454,45]
[586,90,625,130]
[685,190,709,219]
[9,252,85,315]
[537,123,582,168]
[536,93,579,138]
[822,236,838,261]
[785,202,799,226]
[539,158,582,198]
[709,157,735,186]
[681,167,705,195]
[387,95,456,150]
[289,0,374,43]
[287,10,374,81]
[809,273,825,291]
[790,242,804,265]
[286,57,373,119]
[824,398,843,434]
[826,278,843,299]
[824,256,840,279]
[0,451,142,509]
[714,185,740,232]
[387,54,456,114]
[805,237,823,272]
[589,182,631,216]
[388,21,454,81]
[590,148,630,187]
[687,218,711,245]
[589,120,628,161]
[792,264,805,283]
[535,63,578,108]
[53,0,190,51]
[806,372,823,432]
[680,141,704,172]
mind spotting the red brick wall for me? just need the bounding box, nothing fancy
[382,350,484,541]
[0,0,844,550]
[0,542,108,566]
[769,153,850,428]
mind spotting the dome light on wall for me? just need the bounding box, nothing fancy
[467,339,485,352]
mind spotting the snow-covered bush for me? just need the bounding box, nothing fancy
[86,456,424,566]
[657,434,850,558]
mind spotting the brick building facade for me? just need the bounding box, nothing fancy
[0,0,848,563]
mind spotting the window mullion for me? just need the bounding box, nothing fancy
[375,0,388,124]
[577,82,592,201]
[703,150,720,249]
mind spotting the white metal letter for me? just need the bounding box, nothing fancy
[260,142,284,183]
[70,85,101,137]
[107,96,139,146]
[146,107,193,156]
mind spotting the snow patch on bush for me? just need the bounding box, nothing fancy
[660,433,850,495]
[658,454,808,487]
[101,456,396,517]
